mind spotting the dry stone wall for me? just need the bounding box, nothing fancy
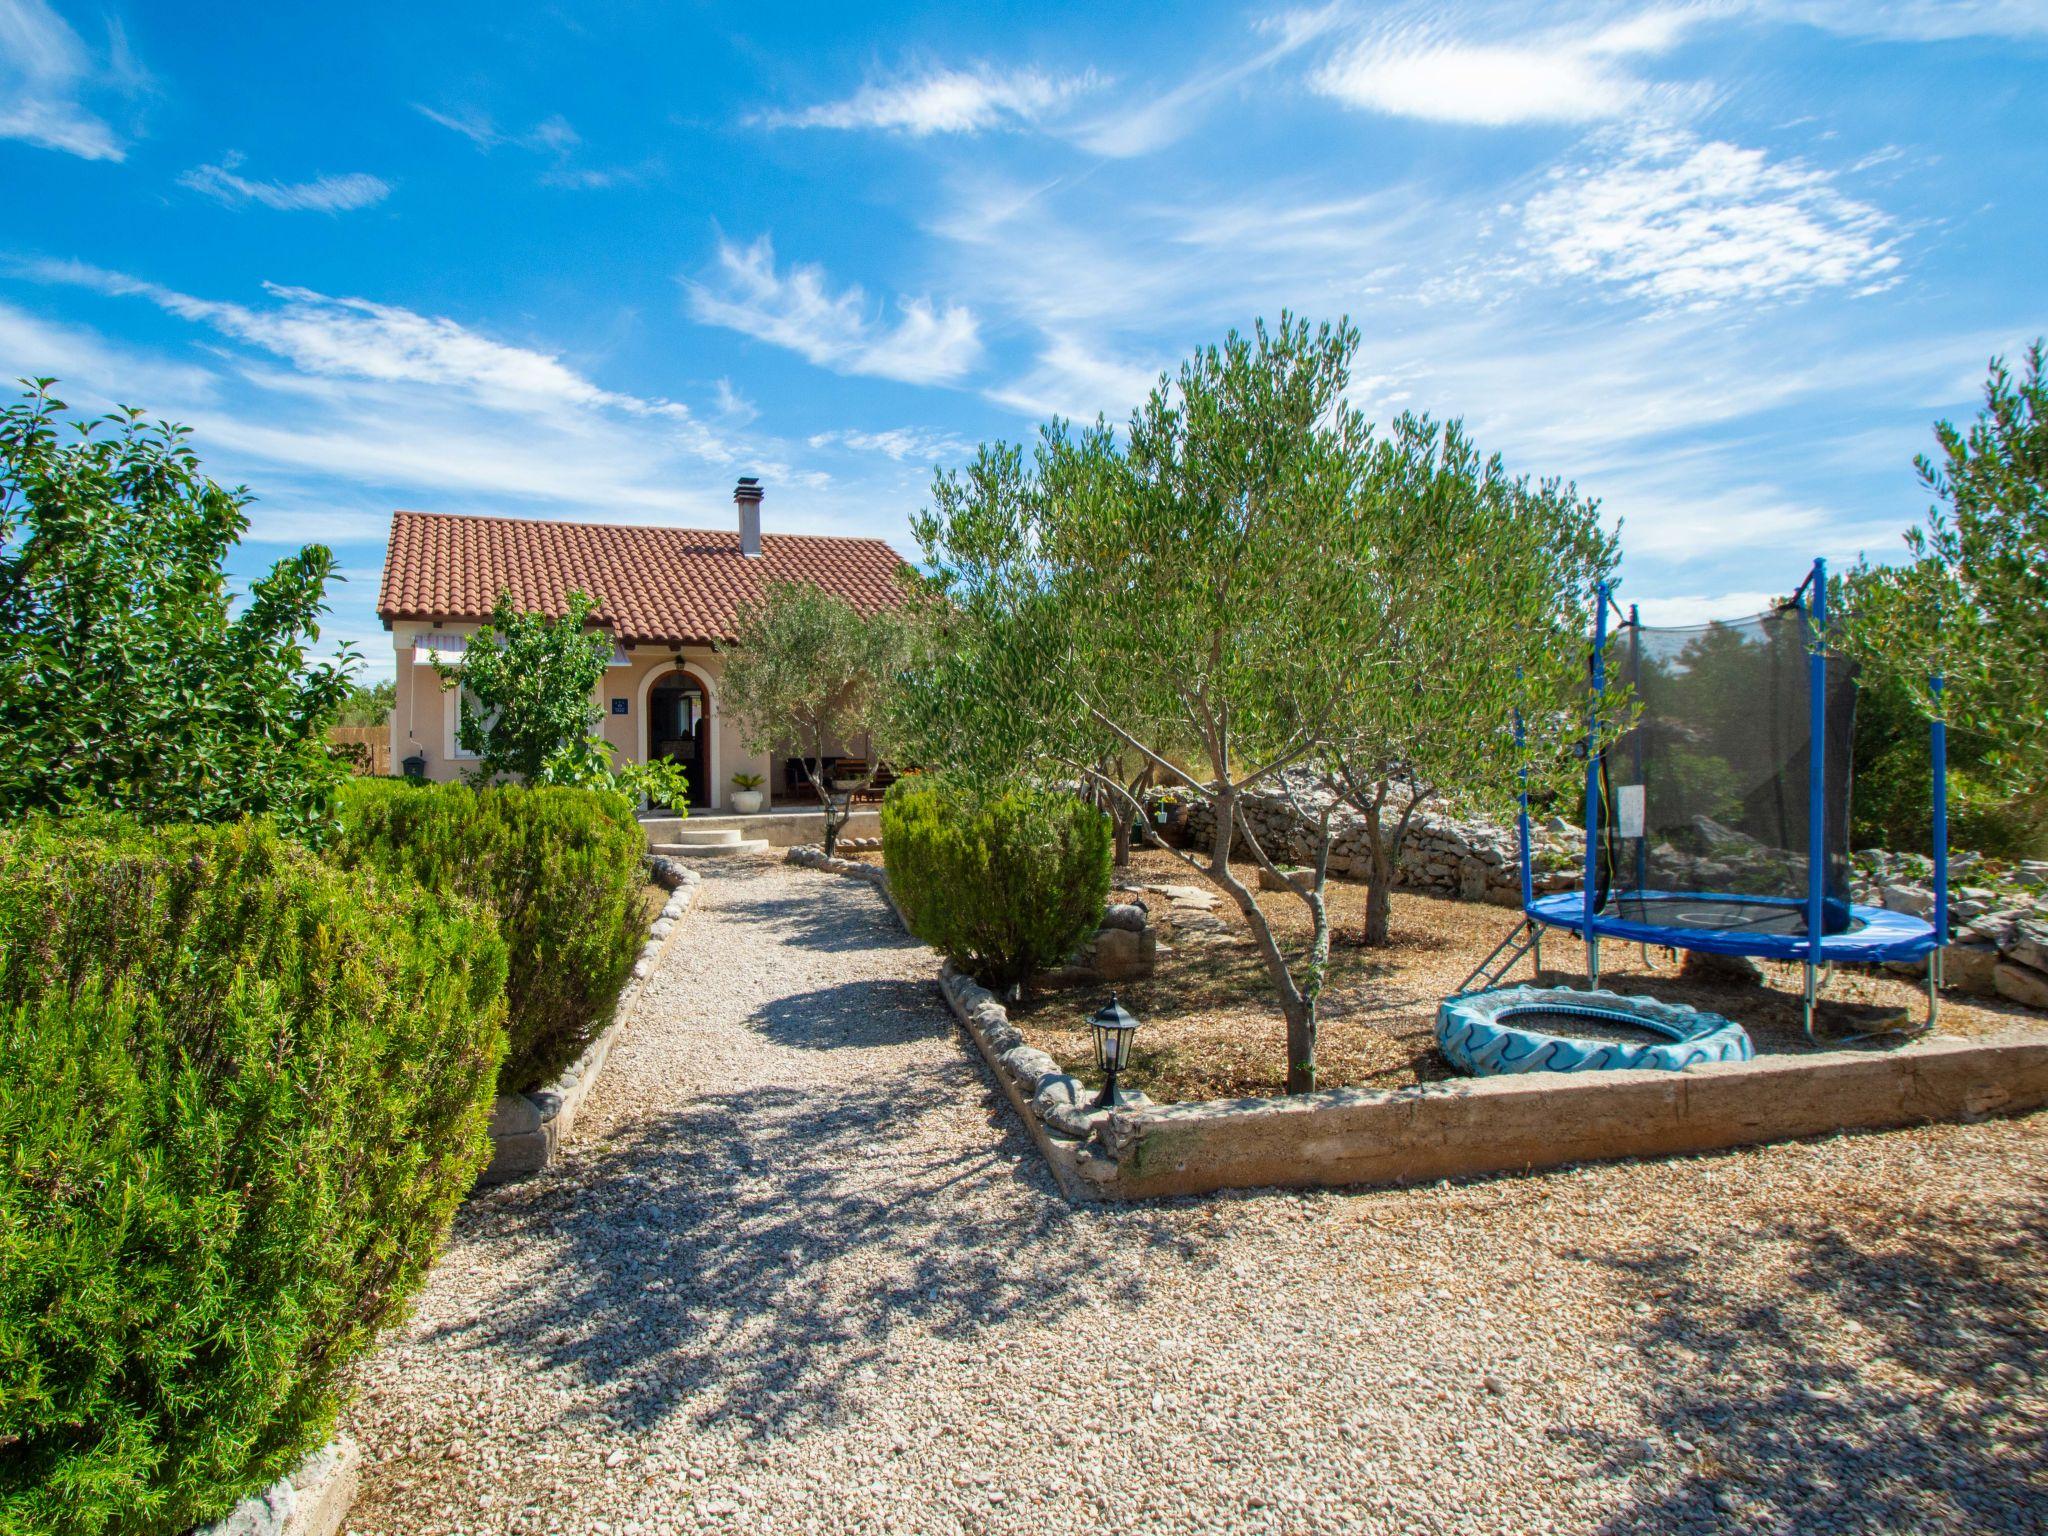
[1166,782,1579,905]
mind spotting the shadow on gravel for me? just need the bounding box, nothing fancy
[752,978,953,1051]
[427,1030,1204,1445]
[1584,1187,2048,1535]
[722,884,923,957]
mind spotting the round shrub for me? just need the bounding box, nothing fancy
[329,778,646,1092]
[882,778,1112,989]
[0,817,507,1536]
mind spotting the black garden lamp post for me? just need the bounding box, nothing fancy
[1089,992,1142,1110]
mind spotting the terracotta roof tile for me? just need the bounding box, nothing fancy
[376,509,911,646]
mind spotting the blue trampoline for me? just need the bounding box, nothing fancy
[1470,559,1950,1039]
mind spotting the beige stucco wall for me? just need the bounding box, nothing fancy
[385,627,769,811]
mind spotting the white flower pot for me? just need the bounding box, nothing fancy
[730,790,765,814]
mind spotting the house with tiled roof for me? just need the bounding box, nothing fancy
[377,478,909,808]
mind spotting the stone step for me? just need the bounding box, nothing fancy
[666,826,744,846]
[651,839,772,858]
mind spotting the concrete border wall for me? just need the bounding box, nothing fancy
[478,860,702,1184]
[1097,1031,2048,1199]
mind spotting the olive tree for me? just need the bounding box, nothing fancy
[717,580,908,857]
[0,380,352,840]
[1319,416,1618,944]
[906,317,1373,1093]
[1839,341,2048,836]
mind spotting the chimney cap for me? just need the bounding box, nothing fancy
[735,476,763,498]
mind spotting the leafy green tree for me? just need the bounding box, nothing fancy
[1839,341,2048,837]
[1319,416,1618,945]
[717,580,909,857]
[431,590,689,806]
[905,317,1370,1093]
[0,380,353,840]
[336,677,396,727]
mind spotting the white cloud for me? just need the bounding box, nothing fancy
[684,235,981,385]
[180,152,390,213]
[414,105,650,189]
[1310,8,1698,126]
[1631,590,1786,625]
[1758,1,2048,41]
[0,0,125,158]
[19,259,739,462]
[807,426,972,463]
[986,335,1167,423]
[762,64,1098,136]
[1521,128,1903,306]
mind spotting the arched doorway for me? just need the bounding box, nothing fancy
[645,668,712,809]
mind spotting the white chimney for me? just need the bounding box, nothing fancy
[735,476,763,557]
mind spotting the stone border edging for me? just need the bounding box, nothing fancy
[477,858,703,1185]
[196,1435,359,1536]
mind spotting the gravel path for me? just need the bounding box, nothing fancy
[346,858,2048,1536]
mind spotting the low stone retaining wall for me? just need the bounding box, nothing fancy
[197,1437,359,1536]
[478,859,702,1185]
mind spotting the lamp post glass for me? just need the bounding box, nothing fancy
[1089,993,1141,1109]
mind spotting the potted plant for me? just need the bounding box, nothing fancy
[730,772,766,814]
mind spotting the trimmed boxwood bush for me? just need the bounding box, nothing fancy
[0,817,507,1536]
[330,778,646,1092]
[882,778,1112,988]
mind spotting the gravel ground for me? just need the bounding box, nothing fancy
[345,857,2048,1536]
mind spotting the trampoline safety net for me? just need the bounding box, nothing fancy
[1595,605,1857,938]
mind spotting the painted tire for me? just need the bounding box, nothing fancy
[1436,986,1754,1076]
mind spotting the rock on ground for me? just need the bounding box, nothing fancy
[345,859,2048,1536]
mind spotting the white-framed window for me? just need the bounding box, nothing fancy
[447,685,499,761]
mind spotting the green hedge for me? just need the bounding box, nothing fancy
[0,818,507,1536]
[882,778,1112,989]
[330,778,646,1092]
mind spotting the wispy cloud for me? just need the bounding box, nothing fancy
[684,235,981,385]
[1308,7,1700,126]
[807,425,973,462]
[21,258,731,450]
[179,152,390,213]
[0,0,128,159]
[414,105,653,189]
[1521,128,1903,306]
[760,63,1099,136]
[986,334,1168,423]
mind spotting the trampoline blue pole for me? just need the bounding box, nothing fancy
[1585,584,1607,958]
[1932,675,1950,947]
[1806,558,1828,959]
[1515,707,1534,912]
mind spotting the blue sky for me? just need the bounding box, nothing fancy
[2,1,2044,680]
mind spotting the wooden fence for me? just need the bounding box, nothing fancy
[327,725,393,777]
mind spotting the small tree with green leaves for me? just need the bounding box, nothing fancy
[717,580,908,857]
[432,590,689,806]
[1838,341,2048,844]
[0,380,352,840]
[1320,416,1618,945]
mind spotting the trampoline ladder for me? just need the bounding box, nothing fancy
[1457,918,1541,996]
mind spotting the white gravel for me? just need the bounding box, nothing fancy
[345,857,2048,1536]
